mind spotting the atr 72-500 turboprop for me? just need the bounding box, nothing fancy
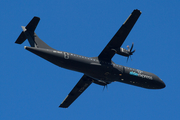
[15,9,165,108]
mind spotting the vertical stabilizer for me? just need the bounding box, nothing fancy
[15,17,54,50]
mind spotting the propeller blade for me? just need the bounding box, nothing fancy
[132,49,136,53]
[130,55,132,61]
[126,56,129,62]
[127,42,135,63]
[106,85,108,91]
[130,42,134,52]
[103,86,105,91]
[102,85,108,91]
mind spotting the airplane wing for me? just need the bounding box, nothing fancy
[59,75,92,108]
[98,9,141,62]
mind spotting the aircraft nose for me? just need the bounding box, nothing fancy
[158,78,166,89]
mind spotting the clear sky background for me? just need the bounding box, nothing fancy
[1,0,180,120]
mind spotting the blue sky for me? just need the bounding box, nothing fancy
[1,0,180,120]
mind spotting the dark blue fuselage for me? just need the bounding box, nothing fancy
[25,47,166,89]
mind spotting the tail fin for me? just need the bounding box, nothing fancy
[15,17,54,50]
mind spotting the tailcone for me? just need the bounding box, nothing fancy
[24,46,56,62]
[24,46,45,54]
[24,46,64,67]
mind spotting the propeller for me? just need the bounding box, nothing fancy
[103,84,108,91]
[126,43,136,62]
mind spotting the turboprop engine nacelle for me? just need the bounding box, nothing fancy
[113,47,132,57]
[111,43,136,61]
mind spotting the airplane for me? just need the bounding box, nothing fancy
[15,9,166,108]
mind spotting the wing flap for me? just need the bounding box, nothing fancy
[98,9,141,61]
[59,75,92,108]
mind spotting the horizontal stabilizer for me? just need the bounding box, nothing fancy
[15,31,26,44]
[26,17,40,32]
[15,17,40,45]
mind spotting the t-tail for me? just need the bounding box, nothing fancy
[15,16,54,50]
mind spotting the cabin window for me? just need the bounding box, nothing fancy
[57,51,62,54]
